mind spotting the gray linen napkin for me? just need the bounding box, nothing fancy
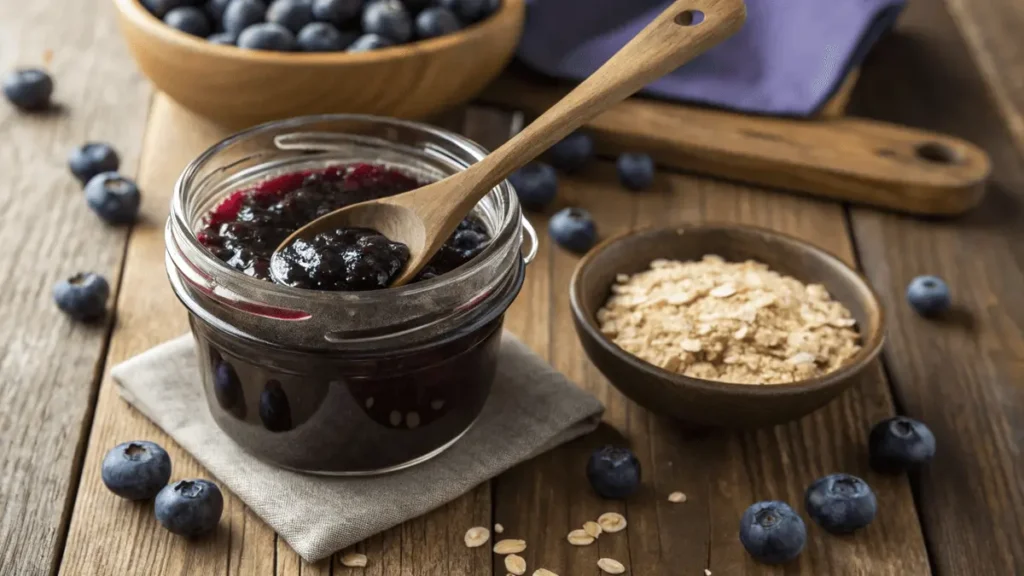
[111,331,604,563]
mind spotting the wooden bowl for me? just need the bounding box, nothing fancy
[113,0,525,128]
[569,224,886,428]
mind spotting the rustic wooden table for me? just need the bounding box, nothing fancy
[2,0,1023,574]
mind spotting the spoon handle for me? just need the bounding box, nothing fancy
[455,0,747,203]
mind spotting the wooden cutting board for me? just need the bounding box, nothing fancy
[478,65,991,216]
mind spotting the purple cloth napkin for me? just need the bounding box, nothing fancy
[517,0,904,116]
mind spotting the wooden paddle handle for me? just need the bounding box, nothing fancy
[479,74,991,216]
[453,0,747,208]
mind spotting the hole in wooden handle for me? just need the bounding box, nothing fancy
[675,10,705,25]
[915,142,961,165]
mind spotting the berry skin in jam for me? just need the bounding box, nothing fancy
[197,163,491,291]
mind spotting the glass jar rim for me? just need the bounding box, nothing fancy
[170,113,522,305]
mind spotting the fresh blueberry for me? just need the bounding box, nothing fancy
[101,441,172,500]
[616,152,656,191]
[2,68,54,111]
[311,0,362,26]
[906,275,950,317]
[438,0,487,22]
[362,0,412,43]
[547,131,594,173]
[155,479,224,537]
[165,6,212,36]
[68,143,120,186]
[549,207,597,253]
[212,356,247,418]
[804,474,877,534]
[205,0,233,21]
[414,7,461,38]
[346,33,393,51]
[53,272,110,321]
[85,172,141,224]
[508,162,557,210]
[401,0,430,10]
[480,0,500,18]
[739,501,806,564]
[142,0,187,18]
[207,31,238,44]
[266,0,313,33]
[222,0,266,35]
[238,22,297,50]
[296,22,353,50]
[869,416,936,474]
[259,380,292,432]
[586,445,641,499]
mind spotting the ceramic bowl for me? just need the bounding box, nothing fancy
[113,0,525,128]
[569,224,886,428]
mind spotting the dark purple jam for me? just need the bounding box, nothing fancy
[198,163,491,290]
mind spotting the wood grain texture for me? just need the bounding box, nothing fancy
[479,70,991,216]
[111,0,524,127]
[482,106,931,574]
[847,0,1024,573]
[0,0,150,573]
[943,0,1024,156]
[58,96,278,576]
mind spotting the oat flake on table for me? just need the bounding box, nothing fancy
[597,255,862,385]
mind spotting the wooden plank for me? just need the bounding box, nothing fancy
[846,0,1024,573]
[481,108,930,573]
[0,0,150,573]
[942,0,1024,155]
[58,96,276,576]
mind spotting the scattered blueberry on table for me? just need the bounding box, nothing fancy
[144,0,498,49]
[68,143,120,186]
[616,152,656,191]
[155,479,224,537]
[739,501,806,565]
[586,445,641,499]
[869,416,936,474]
[238,21,298,50]
[508,162,558,211]
[549,207,597,253]
[53,272,110,321]
[804,473,877,534]
[165,6,213,36]
[906,275,950,317]
[2,68,54,111]
[85,172,142,224]
[101,441,173,500]
[547,131,594,173]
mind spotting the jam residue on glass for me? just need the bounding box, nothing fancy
[197,163,491,291]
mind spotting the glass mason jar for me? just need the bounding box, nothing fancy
[165,115,537,475]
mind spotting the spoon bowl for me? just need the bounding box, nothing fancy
[271,0,748,288]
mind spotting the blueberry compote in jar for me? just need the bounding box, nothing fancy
[166,116,536,474]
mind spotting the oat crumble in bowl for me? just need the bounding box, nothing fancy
[596,255,862,385]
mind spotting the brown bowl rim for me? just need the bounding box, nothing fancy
[569,222,887,397]
[114,0,524,66]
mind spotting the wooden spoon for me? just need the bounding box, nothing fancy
[271,0,747,287]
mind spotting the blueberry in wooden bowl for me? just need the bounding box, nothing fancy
[112,0,524,128]
[569,224,886,428]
